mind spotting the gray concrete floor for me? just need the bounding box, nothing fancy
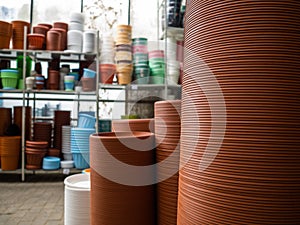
[0,172,75,225]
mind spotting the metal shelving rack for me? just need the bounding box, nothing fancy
[157,0,184,100]
[0,29,102,180]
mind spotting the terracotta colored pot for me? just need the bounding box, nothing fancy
[0,21,12,49]
[50,28,67,50]
[0,108,12,136]
[99,64,116,84]
[27,34,45,50]
[47,70,60,89]
[11,20,30,49]
[26,140,49,148]
[90,132,156,225]
[14,106,32,141]
[38,23,52,30]
[53,22,68,31]
[81,77,96,91]
[112,119,154,133]
[0,136,21,170]
[117,72,132,85]
[47,148,60,157]
[32,122,52,147]
[46,30,61,51]
[53,110,71,150]
[178,1,300,224]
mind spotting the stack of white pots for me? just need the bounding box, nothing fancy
[67,12,85,52]
[62,125,73,161]
[64,173,90,225]
[100,33,115,64]
[166,37,180,85]
[83,30,97,53]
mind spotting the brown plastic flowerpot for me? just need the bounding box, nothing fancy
[53,110,71,150]
[0,136,21,170]
[47,148,60,157]
[25,151,46,169]
[27,34,45,50]
[47,70,60,89]
[11,20,30,49]
[99,64,116,84]
[81,77,96,91]
[26,140,49,149]
[46,30,61,51]
[1,155,20,170]
[90,132,156,225]
[50,28,67,50]
[32,122,52,147]
[117,72,132,85]
[0,136,21,155]
[112,119,154,133]
[53,22,68,31]
[38,23,52,30]
[0,108,12,136]
[0,21,12,49]
[13,106,32,141]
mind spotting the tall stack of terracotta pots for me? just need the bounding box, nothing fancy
[53,110,71,153]
[155,100,181,225]
[177,0,300,224]
[33,122,52,148]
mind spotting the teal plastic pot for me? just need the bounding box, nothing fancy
[133,53,148,61]
[133,68,150,84]
[132,37,148,45]
[151,67,165,75]
[134,64,149,70]
[149,61,165,69]
[133,76,150,84]
[149,57,165,63]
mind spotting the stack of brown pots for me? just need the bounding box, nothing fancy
[32,25,49,49]
[33,122,52,148]
[177,0,300,224]
[53,22,68,50]
[155,100,181,225]
[46,30,61,51]
[25,141,48,170]
[49,28,67,51]
[11,20,30,49]
[81,77,96,91]
[53,110,71,154]
[48,69,60,90]
[90,132,156,225]
[0,108,12,136]
[13,106,32,141]
[0,20,12,49]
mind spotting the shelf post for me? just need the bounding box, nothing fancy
[21,26,28,181]
[95,31,100,133]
